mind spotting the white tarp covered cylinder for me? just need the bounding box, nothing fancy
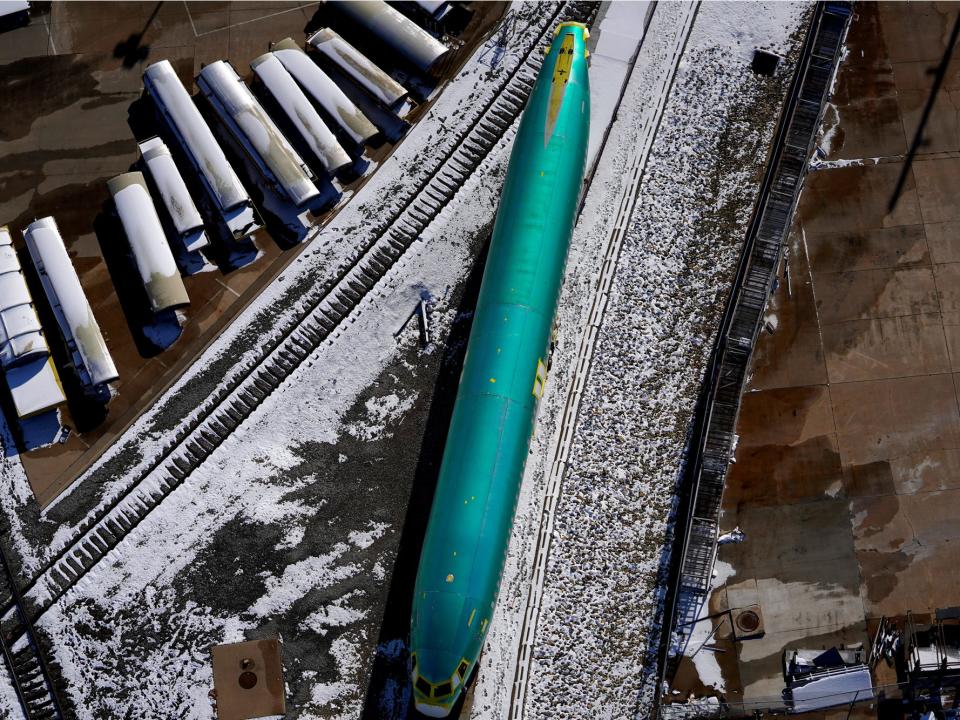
[329,0,450,72]
[272,38,377,146]
[143,60,260,241]
[0,226,48,367]
[197,61,320,208]
[307,28,409,109]
[108,172,190,313]
[139,137,209,252]
[250,52,352,174]
[23,217,119,388]
[0,226,65,418]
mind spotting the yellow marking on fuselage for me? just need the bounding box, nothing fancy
[489,377,496,383]
[532,358,547,399]
[468,608,476,627]
[554,21,588,38]
[545,33,575,146]
[446,573,454,583]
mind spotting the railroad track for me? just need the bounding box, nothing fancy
[0,0,598,687]
[0,544,61,720]
[506,2,701,717]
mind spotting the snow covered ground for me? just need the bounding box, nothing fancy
[469,3,811,719]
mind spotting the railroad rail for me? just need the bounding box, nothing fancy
[506,2,700,716]
[0,544,62,719]
[654,0,852,709]
[0,0,599,681]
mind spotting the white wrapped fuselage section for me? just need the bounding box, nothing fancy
[272,40,378,146]
[139,137,209,252]
[329,0,449,72]
[0,227,48,367]
[251,52,351,174]
[0,226,65,418]
[307,28,409,109]
[198,61,320,207]
[108,172,190,313]
[23,217,119,387]
[143,60,260,240]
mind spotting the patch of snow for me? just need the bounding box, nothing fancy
[348,521,389,550]
[717,528,745,545]
[344,393,417,442]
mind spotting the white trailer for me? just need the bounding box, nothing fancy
[251,52,352,175]
[197,61,321,208]
[142,60,261,241]
[328,0,450,72]
[271,37,378,147]
[23,217,119,389]
[138,137,209,252]
[307,28,409,110]
[108,172,190,314]
[0,226,65,418]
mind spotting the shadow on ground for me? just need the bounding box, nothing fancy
[359,229,491,720]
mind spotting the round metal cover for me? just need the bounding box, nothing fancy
[736,609,760,633]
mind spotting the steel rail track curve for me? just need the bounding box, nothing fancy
[0,0,594,663]
[506,2,700,717]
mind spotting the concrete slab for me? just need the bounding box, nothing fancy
[827,91,905,160]
[933,261,960,312]
[877,1,959,65]
[725,387,843,508]
[913,157,960,224]
[821,313,951,383]
[211,638,285,720]
[804,225,929,274]
[0,21,52,64]
[941,311,960,369]
[750,229,828,391]
[899,88,960,156]
[892,58,960,93]
[852,489,960,617]
[801,164,922,234]
[888,447,960,494]
[830,373,960,467]
[814,266,939,325]
[924,220,960,264]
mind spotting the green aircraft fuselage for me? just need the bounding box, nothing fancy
[411,21,590,717]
